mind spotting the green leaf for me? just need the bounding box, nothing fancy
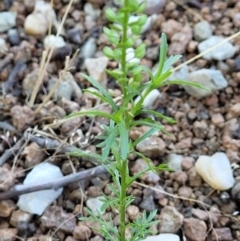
[118,122,129,160]
[81,73,118,112]
[135,2,146,13]
[155,33,168,78]
[130,119,165,130]
[152,69,172,88]
[131,25,142,34]
[125,38,134,48]
[105,69,124,79]
[140,109,176,124]
[66,150,101,164]
[136,14,148,26]
[162,55,182,73]
[161,79,211,94]
[103,46,114,59]
[66,110,118,122]
[134,43,146,58]
[128,0,138,11]
[105,8,117,22]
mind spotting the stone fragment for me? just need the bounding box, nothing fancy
[85,56,109,86]
[139,0,166,15]
[184,69,228,99]
[43,35,66,49]
[130,158,160,183]
[198,36,237,61]
[167,154,183,171]
[17,163,63,215]
[0,38,7,57]
[86,196,105,216]
[161,20,182,39]
[183,218,207,241]
[8,29,20,46]
[126,205,140,221]
[79,37,97,60]
[143,233,180,241]
[195,152,234,190]
[10,210,32,227]
[193,21,212,42]
[0,200,16,217]
[136,136,165,159]
[188,167,202,187]
[40,206,76,233]
[22,142,46,168]
[73,223,92,240]
[11,105,35,132]
[178,186,192,198]
[0,166,15,191]
[0,12,16,33]
[159,206,183,233]
[211,228,233,241]
[0,228,17,241]
[139,196,156,212]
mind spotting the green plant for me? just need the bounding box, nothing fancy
[66,0,208,240]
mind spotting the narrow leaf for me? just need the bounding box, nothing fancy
[162,55,182,73]
[118,122,129,160]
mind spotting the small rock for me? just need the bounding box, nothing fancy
[167,154,183,171]
[184,69,228,99]
[183,218,207,241]
[178,186,192,198]
[211,227,233,241]
[146,45,159,60]
[0,200,16,217]
[193,21,212,42]
[0,38,7,57]
[17,162,64,215]
[40,206,76,233]
[79,37,97,60]
[181,157,194,171]
[192,208,209,221]
[73,223,92,240]
[138,0,166,15]
[0,12,17,33]
[43,35,66,49]
[139,196,156,212]
[85,56,108,87]
[24,12,48,38]
[159,206,183,233]
[130,158,160,183]
[192,120,208,138]
[211,113,224,126]
[84,3,101,20]
[22,142,46,168]
[174,171,188,184]
[231,181,240,202]
[126,205,140,220]
[0,166,15,191]
[136,136,165,159]
[227,103,240,119]
[0,228,17,241]
[10,210,32,227]
[188,167,202,187]
[8,29,20,46]
[175,137,192,149]
[143,233,180,241]
[125,47,140,64]
[86,196,105,216]
[11,105,35,132]
[195,152,235,190]
[161,20,182,39]
[167,65,189,81]
[198,36,237,61]
[67,28,82,44]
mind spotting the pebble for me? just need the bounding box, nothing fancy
[67,28,82,44]
[10,210,32,227]
[167,154,183,171]
[136,136,165,159]
[0,200,16,218]
[195,152,235,190]
[126,205,140,220]
[184,69,228,99]
[0,228,17,241]
[146,45,159,60]
[17,162,64,215]
[159,206,183,233]
[140,0,166,15]
[86,196,105,216]
[139,196,156,212]
[79,37,97,60]
[134,89,162,109]
[181,157,194,171]
[0,38,7,57]
[40,206,76,233]
[85,56,109,86]
[84,2,101,20]
[161,20,182,39]
[211,227,233,241]
[0,12,17,33]
[0,166,15,191]
[188,167,202,187]
[11,105,35,132]
[8,29,20,46]
[178,186,192,198]
[198,36,237,61]
[24,12,48,38]
[193,21,212,42]
[73,223,92,240]
[142,233,180,241]
[130,158,160,183]
[43,35,66,49]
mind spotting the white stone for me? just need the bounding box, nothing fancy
[134,89,162,109]
[0,12,16,33]
[84,3,101,20]
[198,36,237,61]
[193,21,212,42]
[44,35,66,49]
[143,233,180,241]
[167,154,183,171]
[85,56,108,86]
[195,152,235,190]
[17,162,63,215]
[184,69,228,99]
[80,37,97,60]
[86,196,105,216]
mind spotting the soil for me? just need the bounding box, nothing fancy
[0,0,240,241]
